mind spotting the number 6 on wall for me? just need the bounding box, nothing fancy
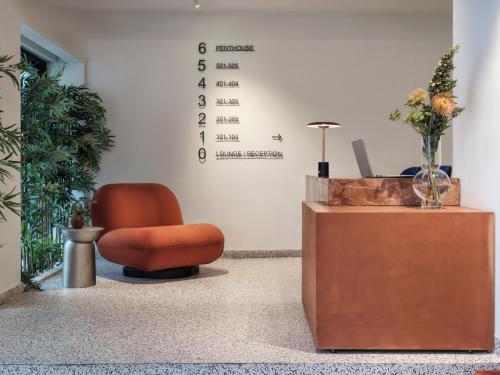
[199,42,206,54]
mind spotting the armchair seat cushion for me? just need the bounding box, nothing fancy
[97,223,224,272]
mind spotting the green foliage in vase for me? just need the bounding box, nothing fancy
[389,46,465,138]
[21,66,114,276]
[428,46,459,97]
[0,55,23,222]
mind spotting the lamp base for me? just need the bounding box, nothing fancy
[318,162,329,178]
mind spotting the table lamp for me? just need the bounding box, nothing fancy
[307,121,341,178]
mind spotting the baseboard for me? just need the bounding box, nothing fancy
[0,283,24,305]
[222,249,301,258]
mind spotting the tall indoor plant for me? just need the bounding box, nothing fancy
[0,55,23,222]
[0,56,41,290]
[389,46,464,208]
[21,67,113,276]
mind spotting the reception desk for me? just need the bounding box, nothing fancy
[302,202,494,350]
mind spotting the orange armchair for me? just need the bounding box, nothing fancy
[91,183,224,278]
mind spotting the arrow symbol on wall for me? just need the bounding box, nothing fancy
[272,134,283,142]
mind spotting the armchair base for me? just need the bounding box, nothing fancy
[123,265,200,279]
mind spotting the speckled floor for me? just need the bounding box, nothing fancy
[1,256,500,374]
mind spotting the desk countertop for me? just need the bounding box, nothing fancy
[303,201,492,214]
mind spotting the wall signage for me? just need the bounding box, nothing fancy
[216,151,284,160]
[272,134,283,142]
[196,42,284,162]
[215,44,255,52]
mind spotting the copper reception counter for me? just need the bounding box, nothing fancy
[302,202,494,351]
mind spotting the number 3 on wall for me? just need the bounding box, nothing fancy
[198,95,206,108]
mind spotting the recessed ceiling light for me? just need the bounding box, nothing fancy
[194,0,200,8]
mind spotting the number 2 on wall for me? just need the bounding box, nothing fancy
[198,113,206,127]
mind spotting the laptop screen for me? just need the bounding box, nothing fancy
[352,139,373,178]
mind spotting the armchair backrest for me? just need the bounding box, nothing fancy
[91,183,183,235]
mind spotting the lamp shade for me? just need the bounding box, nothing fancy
[307,121,341,129]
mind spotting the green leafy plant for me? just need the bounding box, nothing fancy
[389,46,464,139]
[71,203,85,216]
[0,55,23,222]
[21,66,114,276]
[0,56,41,289]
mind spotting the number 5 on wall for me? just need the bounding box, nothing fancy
[198,60,206,72]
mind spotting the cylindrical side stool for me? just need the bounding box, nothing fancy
[63,227,104,288]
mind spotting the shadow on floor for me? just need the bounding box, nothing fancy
[41,256,229,289]
[99,265,229,285]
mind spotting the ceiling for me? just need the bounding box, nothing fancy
[39,0,452,13]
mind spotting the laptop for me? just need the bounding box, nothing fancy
[352,139,412,178]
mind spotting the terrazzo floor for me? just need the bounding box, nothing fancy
[1,256,500,374]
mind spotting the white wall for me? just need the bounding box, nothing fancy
[0,3,454,272]
[72,10,452,251]
[453,0,500,335]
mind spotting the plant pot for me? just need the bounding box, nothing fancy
[70,214,85,229]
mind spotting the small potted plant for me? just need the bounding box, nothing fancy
[70,203,86,229]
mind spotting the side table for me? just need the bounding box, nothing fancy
[63,227,104,288]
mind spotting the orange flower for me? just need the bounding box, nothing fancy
[431,93,457,116]
[408,88,427,102]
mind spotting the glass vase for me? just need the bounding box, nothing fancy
[412,135,451,209]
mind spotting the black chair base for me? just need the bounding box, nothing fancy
[123,265,199,279]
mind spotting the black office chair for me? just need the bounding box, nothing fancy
[401,165,452,177]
